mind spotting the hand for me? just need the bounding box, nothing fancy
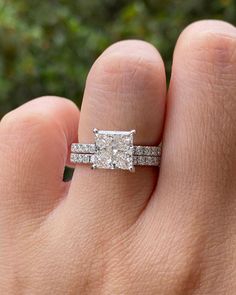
[1,20,236,294]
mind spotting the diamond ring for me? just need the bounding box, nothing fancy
[70,129,161,172]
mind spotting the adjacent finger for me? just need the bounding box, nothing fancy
[0,96,79,223]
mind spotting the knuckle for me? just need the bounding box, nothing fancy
[196,32,236,66]
[87,42,164,95]
[178,21,236,69]
[0,108,55,144]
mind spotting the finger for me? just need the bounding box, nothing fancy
[144,21,236,277]
[63,40,166,232]
[0,96,79,222]
[155,20,236,206]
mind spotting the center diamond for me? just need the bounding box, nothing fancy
[93,130,134,171]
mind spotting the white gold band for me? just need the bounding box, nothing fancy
[70,153,161,167]
[71,143,161,157]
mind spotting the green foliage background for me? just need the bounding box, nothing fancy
[0,0,235,117]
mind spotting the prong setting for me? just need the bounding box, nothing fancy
[91,164,97,169]
[129,166,135,172]
[70,129,161,171]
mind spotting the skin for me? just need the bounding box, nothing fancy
[0,19,236,294]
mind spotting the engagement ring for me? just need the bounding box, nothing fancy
[70,129,161,172]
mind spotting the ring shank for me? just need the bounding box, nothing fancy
[70,153,161,167]
[71,143,161,157]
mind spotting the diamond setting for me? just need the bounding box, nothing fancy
[70,129,162,171]
[92,130,134,171]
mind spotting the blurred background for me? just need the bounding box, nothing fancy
[0,0,235,117]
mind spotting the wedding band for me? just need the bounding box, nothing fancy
[70,129,161,172]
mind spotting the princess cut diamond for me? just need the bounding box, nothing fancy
[93,130,134,171]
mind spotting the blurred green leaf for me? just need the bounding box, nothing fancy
[0,0,235,117]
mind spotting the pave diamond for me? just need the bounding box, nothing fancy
[70,153,93,164]
[93,130,134,170]
[71,143,96,154]
[133,156,160,166]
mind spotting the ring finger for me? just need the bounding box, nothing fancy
[60,40,166,233]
